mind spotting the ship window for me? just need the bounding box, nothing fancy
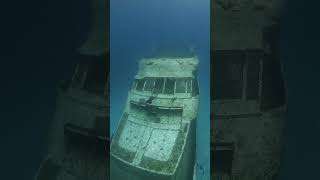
[213,50,244,100]
[192,79,199,95]
[144,78,155,92]
[153,78,165,94]
[136,79,145,91]
[164,78,175,95]
[132,80,137,90]
[175,78,187,93]
[83,59,108,96]
[71,63,87,89]
[187,79,192,93]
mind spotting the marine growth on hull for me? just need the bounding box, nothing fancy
[111,57,200,180]
[211,0,287,178]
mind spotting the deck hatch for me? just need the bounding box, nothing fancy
[144,129,179,161]
[118,121,146,153]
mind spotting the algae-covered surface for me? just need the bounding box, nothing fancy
[110,113,136,163]
[139,127,187,174]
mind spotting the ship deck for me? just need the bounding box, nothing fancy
[110,108,190,176]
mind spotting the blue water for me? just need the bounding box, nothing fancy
[110,0,210,179]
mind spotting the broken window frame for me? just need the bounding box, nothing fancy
[143,78,156,92]
[152,78,165,94]
[135,79,146,91]
[175,78,188,94]
[163,77,175,95]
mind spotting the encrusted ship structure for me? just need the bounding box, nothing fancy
[35,0,110,179]
[110,54,200,180]
[211,0,287,179]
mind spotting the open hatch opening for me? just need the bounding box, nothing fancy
[211,142,234,176]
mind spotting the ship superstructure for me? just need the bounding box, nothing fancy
[110,56,200,180]
[211,0,287,179]
[35,0,110,179]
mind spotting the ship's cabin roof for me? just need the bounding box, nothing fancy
[135,44,199,81]
[136,56,199,79]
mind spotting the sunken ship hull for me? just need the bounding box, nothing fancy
[35,0,110,179]
[211,0,287,179]
[110,57,200,180]
[211,49,286,180]
[35,65,109,180]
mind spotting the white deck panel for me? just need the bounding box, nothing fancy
[118,121,146,152]
[144,129,179,161]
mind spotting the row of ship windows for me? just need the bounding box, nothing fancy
[132,77,199,95]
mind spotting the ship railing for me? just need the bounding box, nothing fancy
[130,100,183,110]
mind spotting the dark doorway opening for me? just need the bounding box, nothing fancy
[211,142,234,175]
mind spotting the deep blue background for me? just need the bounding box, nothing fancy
[1,0,320,180]
[277,1,320,179]
[0,0,91,179]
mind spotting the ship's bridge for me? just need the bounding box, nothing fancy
[131,77,199,97]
